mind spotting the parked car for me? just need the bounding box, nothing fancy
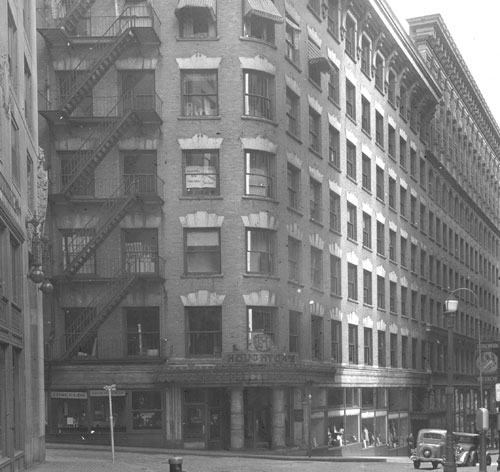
[410,428,492,469]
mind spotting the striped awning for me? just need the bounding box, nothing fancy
[244,0,284,23]
[308,41,332,73]
[175,0,216,21]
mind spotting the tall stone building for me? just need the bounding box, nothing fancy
[37,0,500,453]
[1,0,46,470]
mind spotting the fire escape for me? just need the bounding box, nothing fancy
[38,0,164,360]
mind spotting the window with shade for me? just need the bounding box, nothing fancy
[184,229,221,275]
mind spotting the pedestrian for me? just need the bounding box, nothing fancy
[407,433,414,457]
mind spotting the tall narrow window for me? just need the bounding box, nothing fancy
[287,163,300,210]
[311,246,323,289]
[346,80,356,120]
[329,126,340,168]
[10,116,19,185]
[360,36,371,76]
[312,315,323,360]
[363,270,372,305]
[374,54,384,91]
[331,320,341,362]
[388,125,395,158]
[378,330,386,366]
[244,70,273,119]
[362,213,372,249]
[309,107,321,153]
[388,177,396,210]
[285,15,300,65]
[310,178,322,222]
[246,229,274,275]
[375,111,384,147]
[329,190,341,233]
[289,310,300,353]
[376,166,384,201]
[347,203,357,241]
[376,221,385,256]
[364,327,373,365]
[286,87,300,136]
[361,97,370,134]
[362,154,371,191]
[345,15,356,58]
[328,64,340,104]
[330,255,341,296]
[288,237,301,283]
[346,140,356,180]
[327,0,340,37]
[390,333,398,367]
[377,276,385,309]
[399,137,407,168]
[348,324,358,364]
[244,150,275,198]
[347,263,358,300]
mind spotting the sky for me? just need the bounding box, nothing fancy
[389,0,500,127]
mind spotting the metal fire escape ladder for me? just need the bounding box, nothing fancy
[62,267,137,359]
[55,0,98,33]
[61,94,140,197]
[63,181,140,276]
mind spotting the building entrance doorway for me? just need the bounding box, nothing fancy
[244,387,271,448]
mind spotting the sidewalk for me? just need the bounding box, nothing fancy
[26,443,409,472]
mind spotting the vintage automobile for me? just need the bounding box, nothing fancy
[411,428,492,469]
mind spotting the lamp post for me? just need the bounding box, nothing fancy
[103,384,116,462]
[444,288,481,472]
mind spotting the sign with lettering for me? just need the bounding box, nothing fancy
[50,391,88,399]
[224,352,297,364]
[90,390,126,397]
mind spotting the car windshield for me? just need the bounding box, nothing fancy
[421,433,445,440]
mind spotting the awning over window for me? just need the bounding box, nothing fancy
[244,0,284,23]
[286,16,301,32]
[175,0,216,21]
[308,41,332,73]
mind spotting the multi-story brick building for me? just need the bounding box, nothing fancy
[37,0,500,453]
[1,0,46,470]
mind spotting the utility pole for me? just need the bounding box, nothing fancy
[104,384,116,462]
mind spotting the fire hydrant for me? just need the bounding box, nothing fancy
[169,456,182,472]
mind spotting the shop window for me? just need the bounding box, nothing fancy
[245,150,275,198]
[184,228,221,275]
[181,70,218,116]
[132,391,162,430]
[186,306,222,356]
[126,307,160,357]
[90,395,126,432]
[183,149,219,196]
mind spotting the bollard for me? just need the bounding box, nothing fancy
[169,456,182,472]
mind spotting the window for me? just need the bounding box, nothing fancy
[10,116,19,185]
[410,195,417,225]
[248,307,276,346]
[310,178,322,222]
[411,243,417,272]
[123,229,159,275]
[330,255,341,296]
[183,150,219,196]
[363,270,372,305]
[327,0,340,37]
[401,286,407,316]
[347,203,357,241]
[246,228,275,275]
[390,333,397,367]
[361,97,370,134]
[376,221,385,256]
[410,148,417,177]
[185,229,221,274]
[345,15,356,58]
[360,36,371,76]
[389,281,397,313]
[132,391,161,430]
[27,153,34,211]
[399,85,407,118]
[419,157,426,187]
[377,275,385,309]
[420,203,426,232]
[348,324,358,364]
[420,295,426,322]
[420,249,426,278]
[388,177,396,210]
[328,64,340,104]
[288,237,301,283]
[375,54,384,91]
[362,154,371,191]
[400,236,408,267]
[176,4,217,38]
[400,186,407,217]
[375,111,384,147]
[329,126,340,168]
[311,246,323,289]
[347,263,358,300]
[399,137,407,168]
[244,150,275,198]
[8,8,17,82]
[286,87,300,136]
[376,166,384,201]
[243,7,277,44]
[364,327,373,365]
[389,229,396,262]
[312,315,323,360]
[126,308,160,357]
[411,290,418,319]
[244,70,273,119]
[62,230,96,274]
[346,140,356,180]
[329,190,341,233]
[362,212,372,249]
[308,0,321,16]
[387,71,396,105]
[331,320,341,362]
[346,80,356,120]
[289,310,300,353]
[388,124,395,157]
[309,107,321,153]
[285,15,300,65]
[181,70,218,116]
[378,330,386,366]
[287,163,300,210]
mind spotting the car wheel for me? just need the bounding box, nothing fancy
[470,451,477,466]
[432,461,439,469]
[413,460,421,469]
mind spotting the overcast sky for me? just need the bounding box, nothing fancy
[389,0,500,127]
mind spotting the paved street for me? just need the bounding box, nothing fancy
[26,446,500,472]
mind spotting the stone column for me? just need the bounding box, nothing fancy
[271,387,286,448]
[230,387,244,449]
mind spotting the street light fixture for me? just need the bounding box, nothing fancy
[444,288,482,472]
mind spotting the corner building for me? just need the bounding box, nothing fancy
[1,0,46,470]
[37,0,500,452]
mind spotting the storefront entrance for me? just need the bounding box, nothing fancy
[244,387,271,448]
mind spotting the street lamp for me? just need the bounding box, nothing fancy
[444,288,482,472]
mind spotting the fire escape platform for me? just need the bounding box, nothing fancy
[37,27,72,47]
